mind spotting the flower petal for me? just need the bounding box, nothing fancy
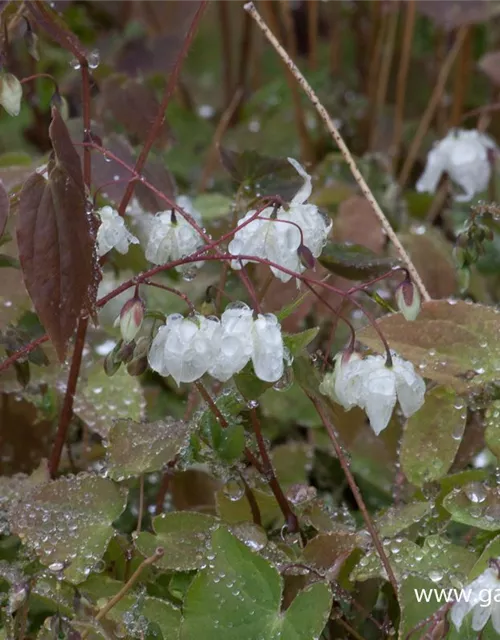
[252,314,284,382]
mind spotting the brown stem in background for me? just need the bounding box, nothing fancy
[199,87,243,192]
[49,317,89,478]
[365,7,386,148]
[240,473,262,526]
[307,0,318,70]
[328,2,341,76]
[155,459,177,515]
[449,27,471,127]
[249,407,299,533]
[398,26,468,189]
[370,2,399,150]
[218,0,233,107]
[118,0,208,216]
[272,0,315,162]
[391,0,416,168]
[308,395,399,595]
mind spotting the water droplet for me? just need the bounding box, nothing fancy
[88,49,100,69]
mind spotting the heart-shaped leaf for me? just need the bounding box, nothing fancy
[318,242,399,280]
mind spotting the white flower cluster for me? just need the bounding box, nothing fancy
[320,351,425,435]
[95,196,205,272]
[451,566,500,633]
[228,158,332,282]
[147,303,286,386]
[417,129,497,202]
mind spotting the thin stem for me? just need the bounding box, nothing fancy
[307,0,319,70]
[391,0,416,167]
[336,617,366,640]
[117,0,208,216]
[240,473,262,526]
[136,475,145,534]
[308,395,399,595]
[218,1,233,107]
[244,2,430,302]
[155,459,177,515]
[142,279,196,314]
[449,27,472,127]
[397,26,468,189]
[199,87,243,192]
[371,2,399,150]
[82,548,165,639]
[249,407,299,534]
[49,317,88,478]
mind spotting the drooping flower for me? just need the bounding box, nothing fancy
[320,351,425,435]
[395,279,421,321]
[416,129,497,202]
[145,199,205,273]
[115,293,145,343]
[208,303,254,382]
[96,206,139,257]
[0,73,23,116]
[228,158,332,283]
[208,304,286,383]
[148,314,220,385]
[450,566,500,634]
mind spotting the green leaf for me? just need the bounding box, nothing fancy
[210,421,246,464]
[358,300,500,392]
[192,193,233,221]
[234,364,272,400]
[219,147,303,201]
[81,575,181,640]
[216,487,283,529]
[318,242,399,280]
[9,474,127,583]
[468,534,500,580]
[442,481,500,530]
[376,501,431,538]
[283,328,319,356]
[0,254,19,269]
[401,386,467,487]
[485,400,500,457]
[134,512,218,572]
[398,575,444,640]
[276,290,311,322]
[181,528,332,639]
[106,418,193,481]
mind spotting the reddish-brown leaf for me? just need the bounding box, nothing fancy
[99,75,170,148]
[17,108,96,361]
[0,180,9,239]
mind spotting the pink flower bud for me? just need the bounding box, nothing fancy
[116,294,145,343]
[0,73,23,116]
[395,280,421,321]
[298,243,315,270]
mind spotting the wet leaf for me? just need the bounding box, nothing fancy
[106,418,193,480]
[333,195,385,253]
[302,529,364,575]
[9,473,127,583]
[219,147,304,201]
[192,193,232,221]
[485,400,500,458]
[376,501,431,538]
[401,386,467,487]
[216,487,283,529]
[181,528,332,639]
[318,242,399,280]
[134,512,218,571]
[283,328,319,356]
[272,442,313,488]
[81,575,181,640]
[17,108,96,361]
[358,300,500,392]
[398,575,443,640]
[442,482,500,531]
[0,180,8,239]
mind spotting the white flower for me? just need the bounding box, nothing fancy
[148,314,219,385]
[208,304,285,383]
[208,304,254,382]
[451,567,500,633]
[417,129,497,202]
[96,206,139,257]
[145,201,205,273]
[0,73,23,116]
[251,313,284,382]
[228,158,331,283]
[320,351,425,435]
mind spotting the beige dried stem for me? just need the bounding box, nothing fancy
[244,1,431,302]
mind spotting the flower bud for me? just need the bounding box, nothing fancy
[117,339,136,364]
[104,343,122,376]
[126,355,148,376]
[115,293,145,343]
[298,243,315,270]
[395,280,421,321]
[0,73,23,116]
